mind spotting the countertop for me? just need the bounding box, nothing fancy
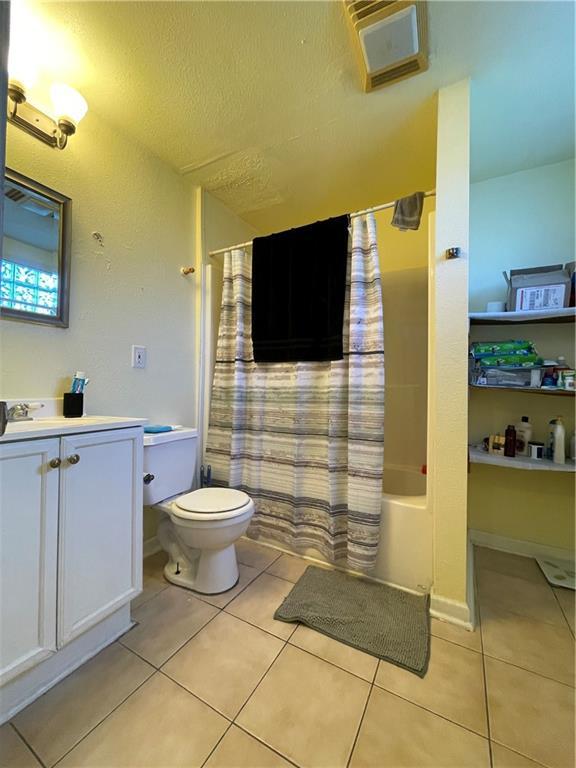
[0,416,147,443]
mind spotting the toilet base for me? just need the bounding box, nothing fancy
[162,544,240,595]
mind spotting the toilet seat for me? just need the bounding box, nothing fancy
[171,488,253,522]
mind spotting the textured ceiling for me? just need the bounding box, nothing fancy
[16,1,575,232]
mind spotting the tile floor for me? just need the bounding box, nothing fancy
[1,542,574,768]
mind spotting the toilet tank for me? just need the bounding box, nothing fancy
[143,428,198,505]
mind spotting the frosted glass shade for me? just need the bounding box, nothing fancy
[8,45,37,92]
[50,83,88,126]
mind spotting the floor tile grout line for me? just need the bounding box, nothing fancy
[345,662,380,768]
[428,630,482,654]
[131,582,169,611]
[231,636,291,725]
[157,669,235,723]
[48,671,155,768]
[122,602,224,672]
[480,650,575,689]
[286,639,377,685]
[488,736,550,768]
[370,681,491,741]
[550,585,575,639]
[199,722,234,768]
[116,639,161,670]
[193,569,263,610]
[481,652,576,690]
[476,573,494,768]
[158,617,288,723]
[478,588,575,635]
[157,608,224,669]
[231,722,302,768]
[8,721,47,768]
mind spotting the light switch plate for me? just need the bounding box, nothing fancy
[131,345,146,369]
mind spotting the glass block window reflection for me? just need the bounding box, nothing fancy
[1,259,59,315]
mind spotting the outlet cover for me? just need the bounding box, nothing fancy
[131,345,147,369]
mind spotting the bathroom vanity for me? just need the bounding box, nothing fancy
[0,415,145,723]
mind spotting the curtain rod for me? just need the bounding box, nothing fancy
[208,190,436,257]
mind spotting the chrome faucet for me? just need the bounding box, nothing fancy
[7,402,44,422]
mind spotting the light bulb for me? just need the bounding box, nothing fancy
[50,83,88,126]
[8,45,37,93]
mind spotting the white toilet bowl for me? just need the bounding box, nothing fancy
[156,488,254,594]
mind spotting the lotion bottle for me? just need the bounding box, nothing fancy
[515,416,532,456]
[551,417,566,464]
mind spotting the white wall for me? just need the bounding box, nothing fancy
[1,115,195,427]
[469,159,575,312]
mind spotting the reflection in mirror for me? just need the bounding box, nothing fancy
[1,169,71,327]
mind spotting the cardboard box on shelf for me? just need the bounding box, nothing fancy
[503,265,570,311]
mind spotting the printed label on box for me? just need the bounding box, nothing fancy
[515,285,566,311]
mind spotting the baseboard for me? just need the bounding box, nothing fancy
[469,529,574,563]
[1,606,132,724]
[430,592,473,629]
[143,536,161,558]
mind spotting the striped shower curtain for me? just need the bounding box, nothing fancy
[205,214,385,572]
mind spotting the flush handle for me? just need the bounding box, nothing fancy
[143,473,155,485]
[67,454,80,465]
[49,457,61,469]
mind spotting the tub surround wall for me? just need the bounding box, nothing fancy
[375,196,434,494]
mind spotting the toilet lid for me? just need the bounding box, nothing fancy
[174,488,250,514]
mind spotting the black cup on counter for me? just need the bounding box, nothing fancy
[63,393,84,418]
[0,401,7,436]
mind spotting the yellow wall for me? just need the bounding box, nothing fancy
[429,80,471,619]
[468,160,575,551]
[375,196,434,495]
[468,467,574,550]
[2,118,196,426]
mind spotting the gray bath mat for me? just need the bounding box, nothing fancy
[274,566,430,677]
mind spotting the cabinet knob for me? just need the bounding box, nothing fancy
[49,457,61,469]
[67,454,81,465]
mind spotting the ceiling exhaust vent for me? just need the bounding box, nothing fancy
[344,1,428,92]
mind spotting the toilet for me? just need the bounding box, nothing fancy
[143,429,254,594]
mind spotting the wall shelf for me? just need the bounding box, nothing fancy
[469,446,575,472]
[469,307,576,325]
[470,385,575,397]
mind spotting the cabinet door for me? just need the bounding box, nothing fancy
[0,438,60,684]
[57,428,143,646]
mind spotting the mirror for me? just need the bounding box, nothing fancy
[1,169,71,327]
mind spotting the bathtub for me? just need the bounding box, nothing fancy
[372,472,431,593]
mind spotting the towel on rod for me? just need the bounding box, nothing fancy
[251,215,349,363]
[391,191,425,231]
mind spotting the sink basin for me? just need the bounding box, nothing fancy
[1,415,147,441]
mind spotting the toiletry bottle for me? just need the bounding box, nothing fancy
[515,416,532,456]
[504,425,516,457]
[71,371,87,393]
[549,416,566,464]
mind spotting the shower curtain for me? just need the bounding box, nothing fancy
[205,214,385,572]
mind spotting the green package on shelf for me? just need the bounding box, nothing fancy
[471,340,536,358]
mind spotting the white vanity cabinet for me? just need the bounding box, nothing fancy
[58,428,143,645]
[0,438,60,685]
[0,422,143,707]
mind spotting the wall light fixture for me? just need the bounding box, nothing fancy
[7,78,88,150]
